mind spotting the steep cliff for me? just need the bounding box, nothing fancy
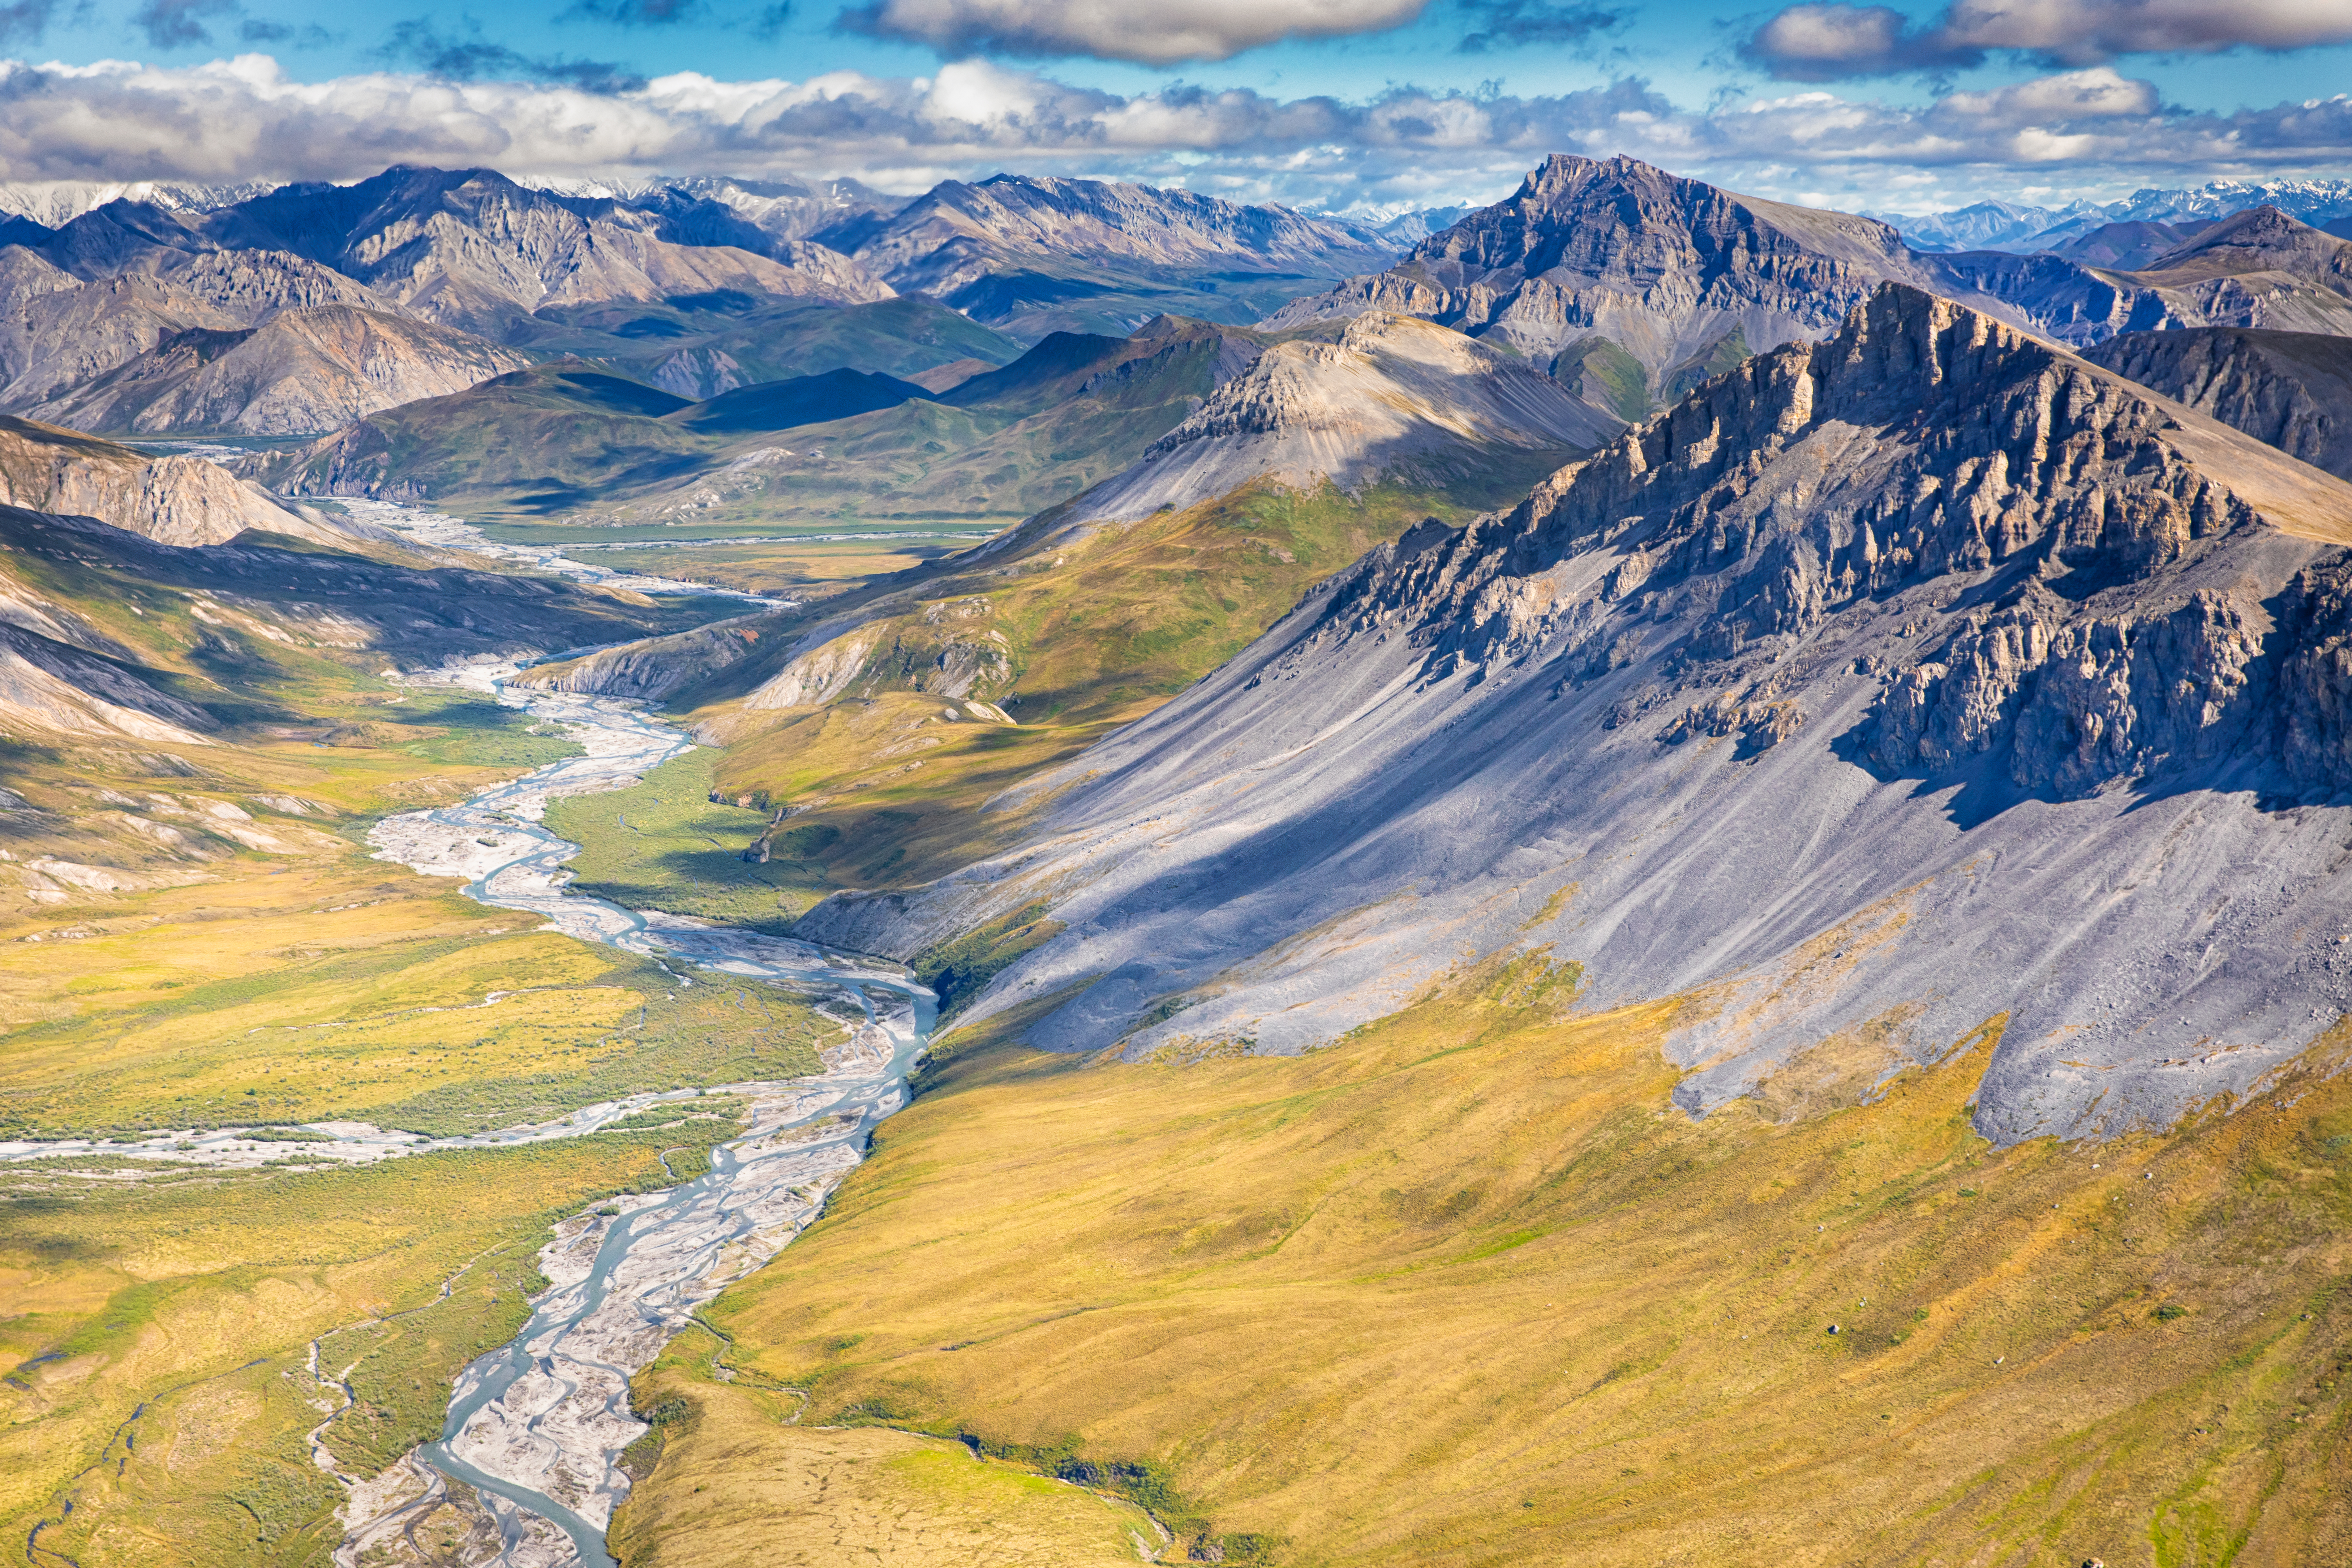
[797,283,2352,1146]
[23,306,528,435]
[2087,327,2352,480]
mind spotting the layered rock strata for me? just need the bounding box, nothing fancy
[798,284,2352,1144]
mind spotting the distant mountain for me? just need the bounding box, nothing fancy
[201,167,892,337]
[2089,327,2352,481]
[795,283,2352,1148]
[1872,198,2104,253]
[2046,219,2211,270]
[819,173,1402,340]
[1267,155,1968,417]
[2121,207,2352,336]
[668,368,930,435]
[0,179,280,228]
[1054,310,1620,531]
[21,306,529,437]
[1362,205,1475,246]
[511,293,1023,401]
[243,363,707,506]
[0,164,1391,424]
[1880,177,2352,255]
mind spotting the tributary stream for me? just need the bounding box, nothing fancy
[335,659,933,1568]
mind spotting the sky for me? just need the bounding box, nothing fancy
[1,0,2351,215]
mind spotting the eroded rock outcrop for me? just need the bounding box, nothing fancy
[0,414,317,545]
[798,283,2352,1146]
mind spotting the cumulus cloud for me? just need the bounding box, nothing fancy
[1742,0,2352,80]
[0,53,2345,211]
[838,0,1429,64]
[1738,4,1977,80]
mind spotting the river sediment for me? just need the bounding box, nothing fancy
[330,661,932,1568]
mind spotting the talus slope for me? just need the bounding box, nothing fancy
[798,283,2352,1145]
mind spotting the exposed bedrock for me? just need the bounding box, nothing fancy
[797,283,2352,1144]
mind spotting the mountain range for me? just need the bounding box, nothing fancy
[14,140,2352,1568]
[1878,175,2352,252]
[795,282,2352,1145]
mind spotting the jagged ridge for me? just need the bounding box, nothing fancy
[797,283,2352,1147]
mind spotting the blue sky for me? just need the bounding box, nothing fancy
[2,0,2350,212]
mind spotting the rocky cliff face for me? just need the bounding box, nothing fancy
[24,305,528,435]
[1065,311,1622,525]
[798,283,2352,1146]
[0,415,318,545]
[2086,327,2352,481]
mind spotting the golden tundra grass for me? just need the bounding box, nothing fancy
[1,687,833,1563]
[700,478,1530,906]
[624,957,2352,1566]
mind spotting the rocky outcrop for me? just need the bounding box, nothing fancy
[0,414,316,545]
[24,306,528,435]
[799,283,2352,1146]
[2086,327,2352,480]
[1067,311,1622,524]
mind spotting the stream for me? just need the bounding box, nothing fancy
[330,656,933,1568]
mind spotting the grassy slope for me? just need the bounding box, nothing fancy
[611,1322,1162,1568]
[632,961,2352,1566]
[0,507,834,1561]
[689,469,1573,923]
[542,747,797,934]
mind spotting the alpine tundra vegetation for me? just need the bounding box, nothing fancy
[8,4,2352,1561]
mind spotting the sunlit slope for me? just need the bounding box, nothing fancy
[532,476,1565,936]
[789,284,2352,1146]
[637,964,2352,1566]
[0,727,836,1566]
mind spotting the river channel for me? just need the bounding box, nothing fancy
[335,656,933,1568]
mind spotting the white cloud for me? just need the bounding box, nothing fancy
[0,53,2347,213]
[838,0,1430,64]
[1943,0,2352,63]
[1742,0,2352,80]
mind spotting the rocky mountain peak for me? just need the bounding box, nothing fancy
[2143,203,2352,279]
[809,280,2352,1143]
